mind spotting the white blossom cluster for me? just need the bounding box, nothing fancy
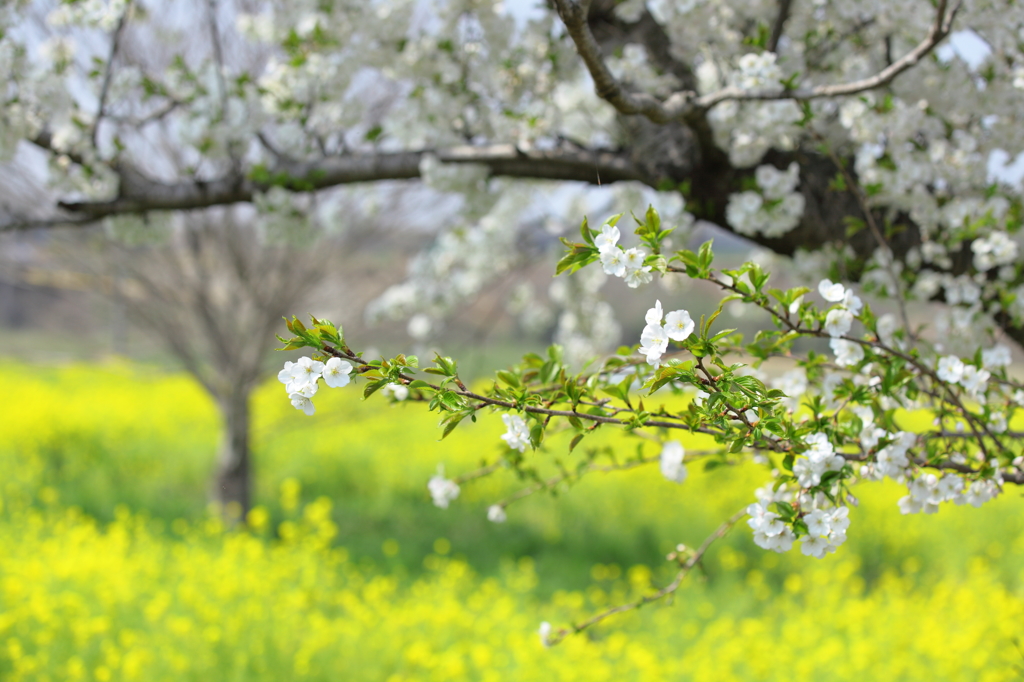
[638,299,694,367]
[792,433,845,489]
[725,163,805,238]
[747,502,795,553]
[971,231,1019,272]
[818,278,863,339]
[733,52,784,94]
[277,356,354,415]
[596,225,653,288]
[935,354,990,400]
[46,0,130,31]
[799,505,851,559]
[748,429,854,559]
[711,99,804,167]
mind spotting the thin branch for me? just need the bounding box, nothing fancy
[545,508,748,646]
[107,99,183,127]
[810,128,913,338]
[206,0,228,121]
[92,1,134,148]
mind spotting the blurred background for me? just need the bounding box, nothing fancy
[2,0,1024,680]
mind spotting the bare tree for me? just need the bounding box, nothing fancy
[88,209,332,516]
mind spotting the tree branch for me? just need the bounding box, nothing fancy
[767,0,794,53]
[545,508,748,646]
[553,0,961,121]
[4,144,644,229]
[92,1,134,148]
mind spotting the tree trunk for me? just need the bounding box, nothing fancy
[212,387,252,519]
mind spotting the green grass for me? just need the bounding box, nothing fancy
[4,359,1024,599]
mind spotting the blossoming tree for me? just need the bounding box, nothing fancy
[5,0,1024,642]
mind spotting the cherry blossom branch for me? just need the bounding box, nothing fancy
[544,507,747,646]
[677,268,1003,458]
[320,343,790,452]
[552,0,961,122]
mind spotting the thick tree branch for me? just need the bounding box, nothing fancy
[5,145,645,229]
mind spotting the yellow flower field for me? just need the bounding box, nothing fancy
[2,361,1024,680]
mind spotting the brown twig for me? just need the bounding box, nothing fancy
[544,508,748,646]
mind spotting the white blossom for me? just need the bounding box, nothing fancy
[278,357,324,395]
[538,621,553,647]
[428,468,460,509]
[959,365,990,399]
[735,52,783,93]
[659,441,687,483]
[800,535,832,559]
[289,393,316,416]
[824,308,853,337]
[624,266,653,288]
[595,225,620,252]
[936,355,965,383]
[322,357,354,388]
[622,247,647,269]
[747,502,795,553]
[639,322,669,366]
[818,279,846,302]
[770,369,807,412]
[600,247,627,277]
[971,231,1018,271]
[664,309,694,341]
[487,505,507,523]
[842,289,863,316]
[382,383,410,401]
[830,338,864,367]
[645,300,664,326]
[501,413,531,452]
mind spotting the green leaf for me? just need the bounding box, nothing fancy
[529,422,544,449]
[697,239,715,271]
[496,370,521,388]
[774,501,795,520]
[363,379,389,399]
[579,216,594,245]
[569,433,584,453]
